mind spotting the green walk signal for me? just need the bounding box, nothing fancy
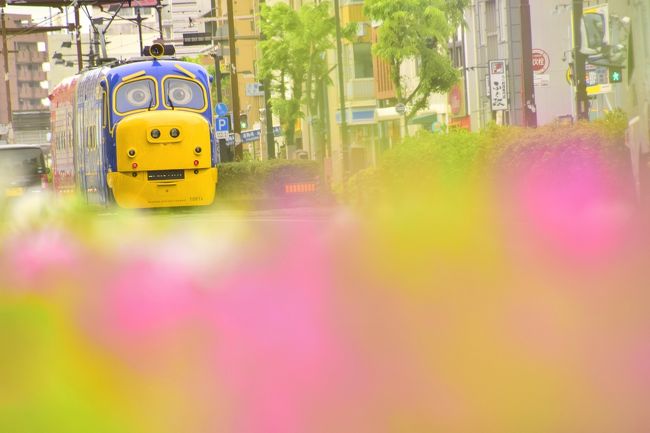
[609,67,623,83]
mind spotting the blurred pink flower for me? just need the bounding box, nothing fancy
[1,229,81,289]
[513,147,632,263]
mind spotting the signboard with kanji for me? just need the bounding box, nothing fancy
[489,60,508,111]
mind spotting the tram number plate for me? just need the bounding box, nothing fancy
[148,170,185,181]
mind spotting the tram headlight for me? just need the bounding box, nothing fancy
[150,43,164,58]
[151,129,161,139]
[170,128,180,138]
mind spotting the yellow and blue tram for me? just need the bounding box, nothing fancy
[49,45,218,208]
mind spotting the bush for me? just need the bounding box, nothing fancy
[345,120,633,206]
[216,159,323,201]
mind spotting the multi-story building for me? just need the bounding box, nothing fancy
[0,13,50,144]
[464,0,536,130]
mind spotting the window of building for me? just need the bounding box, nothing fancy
[450,41,465,68]
[15,42,36,52]
[486,0,498,59]
[353,43,373,79]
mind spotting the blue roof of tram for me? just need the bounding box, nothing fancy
[105,59,210,88]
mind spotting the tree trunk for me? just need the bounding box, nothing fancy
[313,76,325,162]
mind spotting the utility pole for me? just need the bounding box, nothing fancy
[74,4,83,72]
[259,0,275,159]
[520,0,537,127]
[1,8,12,132]
[135,7,144,55]
[573,0,589,121]
[333,0,349,178]
[226,0,242,160]
[213,55,223,102]
[155,0,164,40]
[210,0,229,162]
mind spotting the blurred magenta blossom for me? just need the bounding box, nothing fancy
[2,129,649,432]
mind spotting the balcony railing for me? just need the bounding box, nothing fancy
[31,51,48,63]
[346,78,376,101]
[15,51,32,63]
[18,87,48,99]
[17,70,47,82]
[15,51,48,64]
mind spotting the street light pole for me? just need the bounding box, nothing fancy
[333,0,349,178]
[573,0,589,121]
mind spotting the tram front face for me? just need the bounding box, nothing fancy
[106,72,217,208]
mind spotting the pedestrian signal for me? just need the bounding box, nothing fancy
[240,113,249,130]
[609,67,623,83]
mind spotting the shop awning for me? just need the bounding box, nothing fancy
[410,112,438,125]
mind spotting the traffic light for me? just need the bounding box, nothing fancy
[607,15,631,67]
[580,4,631,68]
[239,113,248,130]
[581,10,607,56]
[609,67,623,83]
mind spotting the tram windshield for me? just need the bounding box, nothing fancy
[163,78,206,111]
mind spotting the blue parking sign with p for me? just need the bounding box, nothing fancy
[216,117,230,132]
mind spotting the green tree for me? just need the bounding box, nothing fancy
[364,0,469,119]
[181,56,232,109]
[258,2,353,159]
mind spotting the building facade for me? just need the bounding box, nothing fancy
[322,0,448,182]
[0,13,49,144]
[464,0,536,129]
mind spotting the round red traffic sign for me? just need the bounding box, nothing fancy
[532,49,550,74]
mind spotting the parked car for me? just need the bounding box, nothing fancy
[0,144,50,199]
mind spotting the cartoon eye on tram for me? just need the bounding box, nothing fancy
[49,44,219,209]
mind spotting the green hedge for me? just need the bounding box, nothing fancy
[345,111,632,206]
[216,159,323,200]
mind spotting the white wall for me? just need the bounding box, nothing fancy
[530,1,574,125]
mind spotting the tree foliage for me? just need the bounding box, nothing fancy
[181,56,231,108]
[259,2,354,157]
[365,0,469,118]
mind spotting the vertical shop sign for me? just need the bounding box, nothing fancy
[489,59,508,111]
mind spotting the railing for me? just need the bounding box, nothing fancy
[16,70,46,82]
[31,70,47,81]
[18,87,34,98]
[30,51,48,63]
[17,87,48,99]
[15,51,32,63]
[346,78,375,101]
